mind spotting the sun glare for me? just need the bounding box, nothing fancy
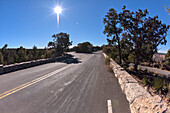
[54,6,62,14]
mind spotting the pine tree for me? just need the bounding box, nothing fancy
[120,6,169,70]
[103,8,123,64]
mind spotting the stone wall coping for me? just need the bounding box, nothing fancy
[103,53,169,113]
[0,56,67,74]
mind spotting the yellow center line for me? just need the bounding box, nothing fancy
[0,64,72,100]
[0,71,56,96]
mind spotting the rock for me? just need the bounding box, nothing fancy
[124,83,149,104]
[103,53,169,113]
[130,95,168,113]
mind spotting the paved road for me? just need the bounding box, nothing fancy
[130,63,170,77]
[139,65,170,77]
[0,52,130,113]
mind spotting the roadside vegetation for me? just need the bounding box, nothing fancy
[0,32,72,66]
[103,5,169,71]
[127,67,169,103]
[140,49,170,71]
[164,50,170,70]
[73,42,93,53]
[104,57,113,73]
[102,5,170,103]
[48,32,72,56]
[71,42,101,53]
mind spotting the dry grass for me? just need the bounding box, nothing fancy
[128,66,134,71]
[104,57,113,73]
[105,57,110,65]
[126,68,170,104]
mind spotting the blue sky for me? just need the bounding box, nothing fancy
[0,0,170,53]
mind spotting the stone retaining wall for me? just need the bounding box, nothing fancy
[0,56,66,74]
[103,53,169,113]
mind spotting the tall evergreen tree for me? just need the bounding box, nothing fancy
[120,6,169,70]
[103,8,123,64]
[48,32,72,56]
[16,46,27,62]
[76,42,93,53]
[32,45,38,60]
[1,44,10,65]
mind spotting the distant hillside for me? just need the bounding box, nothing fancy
[153,53,166,62]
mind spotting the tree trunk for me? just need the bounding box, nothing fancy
[134,54,139,71]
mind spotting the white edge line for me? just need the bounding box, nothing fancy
[107,100,113,113]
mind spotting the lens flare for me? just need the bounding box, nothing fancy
[54,6,62,14]
[54,6,62,27]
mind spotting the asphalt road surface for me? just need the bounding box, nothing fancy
[129,63,170,77]
[139,65,170,77]
[0,52,130,113]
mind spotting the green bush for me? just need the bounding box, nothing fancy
[102,45,119,63]
[142,77,149,85]
[75,42,93,53]
[153,77,164,93]
[105,57,110,65]
[0,46,55,65]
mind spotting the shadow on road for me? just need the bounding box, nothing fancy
[56,54,82,64]
[0,54,82,75]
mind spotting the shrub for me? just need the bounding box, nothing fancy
[76,42,93,53]
[143,77,149,85]
[105,57,110,65]
[153,77,164,93]
[162,84,169,95]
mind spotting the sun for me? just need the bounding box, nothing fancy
[54,6,62,14]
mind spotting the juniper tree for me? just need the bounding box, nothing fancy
[48,32,72,56]
[120,6,169,70]
[16,46,27,62]
[76,42,93,53]
[1,44,10,65]
[103,8,123,64]
[32,45,38,60]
